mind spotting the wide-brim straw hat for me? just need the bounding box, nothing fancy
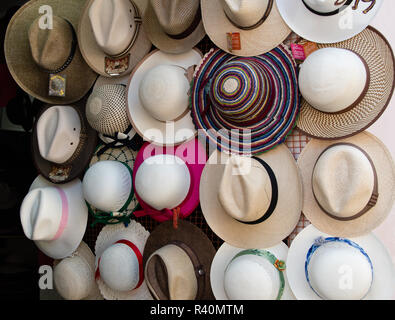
[296,27,395,140]
[201,0,290,57]
[297,131,395,237]
[143,219,216,300]
[200,144,302,249]
[4,0,98,105]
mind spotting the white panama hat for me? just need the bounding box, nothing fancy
[20,175,88,259]
[210,242,295,300]
[286,225,395,300]
[276,0,383,43]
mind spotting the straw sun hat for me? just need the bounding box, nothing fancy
[296,27,395,140]
[4,0,97,104]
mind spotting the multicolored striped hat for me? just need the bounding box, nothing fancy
[190,45,299,155]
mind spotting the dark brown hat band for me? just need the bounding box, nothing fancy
[164,4,202,40]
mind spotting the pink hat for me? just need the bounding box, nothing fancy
[133,138,206,223]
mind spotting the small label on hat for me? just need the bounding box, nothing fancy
[105,54,130,76]
[49,165,71,183]
[49,74,66,97]
[227,33,241,52]
[290,43,306,62]
[301,41,319,58]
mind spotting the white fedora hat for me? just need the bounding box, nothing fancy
[95,220,152,300]
[20,175,88,259]
[53,241,103,300]
[276,0,383,43]
[287,224,395,300]
[200,145,302,248]
[127,49,202,146]
[210,242,295,300]
[78,0,152,77]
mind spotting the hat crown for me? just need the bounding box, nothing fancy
[312,145,375,219]
[218,156,272,222]
[299,48,368,113]
[86,84,130,135]
[222,0,270,27]
[99,243,140,292]
[36,106,81,164]
[307,239,373,300]
[151,0,200,36]
[139,65,190,122]
[83,160,132,212]
[89,0,137,56]
[303,0,348,13]
[29,16,73,71]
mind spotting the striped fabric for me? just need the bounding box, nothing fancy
[190,44,300,155]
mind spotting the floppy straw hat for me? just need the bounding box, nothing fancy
[287,225,395,300]
[133,138,206,223]
[53,241,103,300]
[296,27,395,140]
[95,220,152,300]
[201,0,291,56]
[143,220,216,300]
[210,242,295,300]
[297,131,395,237]
[190,46,299,155]
[127,49,202,146]
[20,175,88,260]
[78,0,152,77]
[32,100,98,184]
[4,0,98,105]
[276,0,383,44]
[200,144,302,249]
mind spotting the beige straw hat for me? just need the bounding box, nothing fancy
[78,0,152,77]
[201,0,291,56]
[143,0,206,54]
[4,0,98,105]
[200,144,302,249]
[297,131,395,237]
[296,26,395,140]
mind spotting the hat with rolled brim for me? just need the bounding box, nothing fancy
[297,131,395,237]
[276,0,383,44]
[200,144,302,249]
[4,0,98,105]
[296,27,395,140]
[143,219,216,300]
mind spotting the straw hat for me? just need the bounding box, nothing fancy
[4,0,98,105]
[132,139,206,223]
[297,131,395,237]
[201,0,291,56]
[78,0,152,77]
[32,100,98,184]
[143,220,216,300]
[190,46,299,155]
[95,220,152,300]
[200,144,302,249]
[127,49,202,146]
[20,175,88,260]
[296,27,395,140]
[210,242,295,300]
[276,0,383,43]
[53,241,103,300]
[143,0,205,54]
[287,225,395,300]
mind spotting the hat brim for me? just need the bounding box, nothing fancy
[287,224,395,300]
[94,220,152,300]
[127,49,202,146]
[142,220,216,300]
[200,144,302,248]
[4,0,98,105]
[77,0,152,77]
[297,131,395,237]
[32,98,98,184]
[201,0,290,56]
[276,0,383,44]
[296,27,395,140]
[210,242,295,300]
